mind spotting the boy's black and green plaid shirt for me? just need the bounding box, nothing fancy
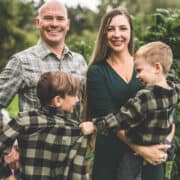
[0,107,89,180]
[94,81,180,145]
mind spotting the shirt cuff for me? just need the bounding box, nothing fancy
[0,163,12,178]
[93,113,119,134]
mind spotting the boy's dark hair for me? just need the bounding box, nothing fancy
[37,72,80,106]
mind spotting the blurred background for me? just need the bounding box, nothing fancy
[0,0,180,179]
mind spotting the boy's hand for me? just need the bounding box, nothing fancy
[79,121,95,135]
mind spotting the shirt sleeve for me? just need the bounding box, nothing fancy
[87,65,114,118]
[0,161,12,178]
[0,119,21,155]
[77,54,88,101]
[0,118,22,178]
[94,92,146,134]
[116,95,146,129]
[0,56,23,108]
[177,83,180,103]
[0,111,3,129]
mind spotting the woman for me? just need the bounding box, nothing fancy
[86,8,170,180]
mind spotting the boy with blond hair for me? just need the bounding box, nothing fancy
[0,72,89,180]
[80,41,180,180]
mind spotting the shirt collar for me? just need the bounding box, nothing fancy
[145,80,176,90]
[36,39,73,60]
[40,106,80,126]
[40,105,66,117]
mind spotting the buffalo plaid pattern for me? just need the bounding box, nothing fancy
[0,107,89,180]
[94,81,180,145]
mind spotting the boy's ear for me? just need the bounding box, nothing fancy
[51,96,62,108]
[155,62,162,74]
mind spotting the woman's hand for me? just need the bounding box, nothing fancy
[132,124,175,164]
[117,130,171,165]
[130,144,170,165]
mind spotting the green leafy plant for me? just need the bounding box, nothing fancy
[135,8,180,179]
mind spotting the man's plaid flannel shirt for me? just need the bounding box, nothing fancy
[94,81,180,145]
[0,107,89,180]
[0,40,87,122]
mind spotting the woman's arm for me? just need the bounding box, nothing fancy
[129,143,169,165]
[117,130,170,165]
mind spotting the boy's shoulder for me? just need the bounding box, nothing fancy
[136,86,153,96]
[131,86,156,105]
[16,110,40,126]
[17,110,39,118]
[16,109,60,126]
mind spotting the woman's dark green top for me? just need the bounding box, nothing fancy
[87,62,164,180]
[87,62,141,117]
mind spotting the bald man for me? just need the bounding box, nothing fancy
[0,0,87,179]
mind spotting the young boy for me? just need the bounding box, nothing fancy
[0,72,89,180]
[80,41,180,180]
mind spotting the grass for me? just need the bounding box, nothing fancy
[6,95,19,118]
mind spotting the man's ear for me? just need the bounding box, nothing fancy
[67,19,70,31]
[35,17,40,29]
[51,96,62,108]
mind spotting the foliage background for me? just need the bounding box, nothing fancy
[0,0,180,179]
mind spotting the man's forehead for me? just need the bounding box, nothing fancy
[41,9,66,17]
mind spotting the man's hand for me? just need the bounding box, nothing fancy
[79,121,95,135]
[4,175,16,180]
[4,147,19,169]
